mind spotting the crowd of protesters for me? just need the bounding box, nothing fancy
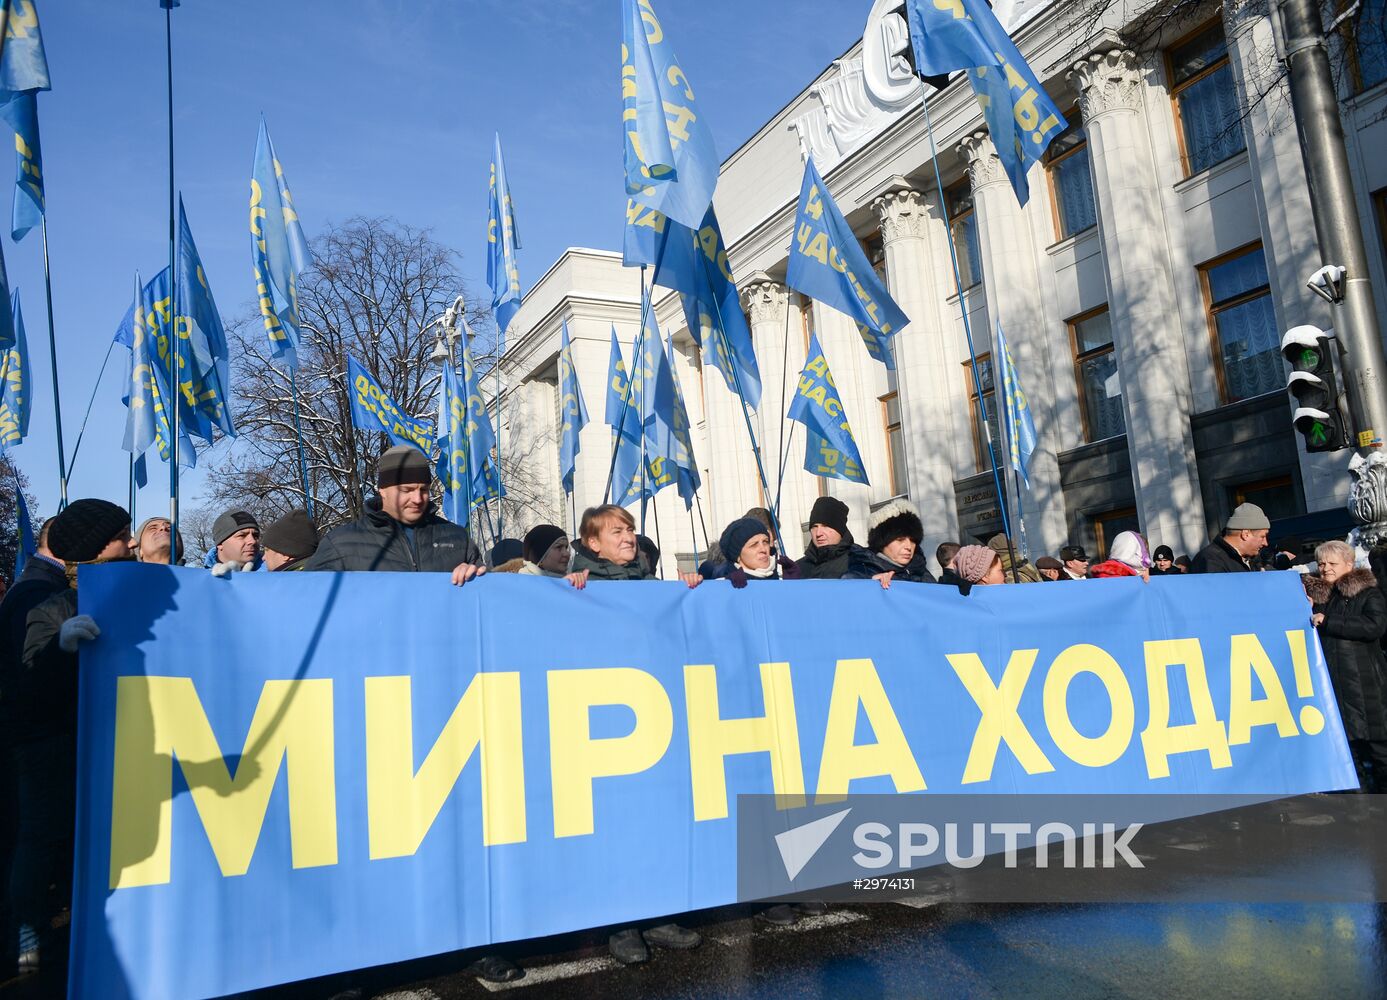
[3,442,1387,992]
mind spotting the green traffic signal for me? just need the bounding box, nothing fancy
[1296,347,1321,368]
[1309,421,1330,447]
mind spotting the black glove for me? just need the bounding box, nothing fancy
[778,555,801,580]
[728,567,749,589]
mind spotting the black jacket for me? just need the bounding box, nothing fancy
[0,557,69,746]
[843,546,936,583]
[304,499,483,573]
[15,587,79,747]
[1188,537,1251,574]
[939,568,975,595]
[796,541,854,580]
[570,541,655,581]
[1307,570,1387,741]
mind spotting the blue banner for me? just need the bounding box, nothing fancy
[251,118,312,371]
[486,133,523,342]
[665,331,699,507]
[345,355,435,454]
[0,1,50,95]
[434,360,472,525]
[459,333,504,505]
[786,158,908,370]
[120,270,193,469]
[0,91,43,241]
[176,199,236,439]
[905,0,1066,204]
[788,331,868,484]
[997,320,1036,489]
[11,465,33,578]
[72,568,1353,998]
[0,287,28,446]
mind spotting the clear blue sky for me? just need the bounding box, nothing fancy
[7,0,866,522]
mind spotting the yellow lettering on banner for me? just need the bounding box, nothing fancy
[1140,639,1232,779]
[364,674,526,858]
[1227,634,1298,746]
[815,659,925,800]
[685,663,804,821]
[638,0,663,44]
[548,668,673,838]
[805,184,825,221]
[1041,644,1134,768]
[947,650,1055,783]
[933,0,967,18]
[109,677,337,889]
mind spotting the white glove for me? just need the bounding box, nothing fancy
[210,561,254,577]
[58,615,101,653]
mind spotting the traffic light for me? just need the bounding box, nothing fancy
[1282,325,1347,452]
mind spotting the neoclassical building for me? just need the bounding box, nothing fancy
[499,0,1387,576]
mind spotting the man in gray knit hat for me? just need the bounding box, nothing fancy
[1189,503,1271,573]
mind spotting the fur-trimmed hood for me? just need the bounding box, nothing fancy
[1304,567,1378,604]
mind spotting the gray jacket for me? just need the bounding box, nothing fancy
[304,499,483,573]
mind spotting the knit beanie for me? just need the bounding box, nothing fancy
[213,509,260,546]
[490,538,524,567]
[867,499,923,553]
[1108,531,1151,571]
[720,517,770,566]
[1225,502,1270,531]
[808,496,850,541]
[377,445,432,489]
[951,544,997,584]
[260,510,319,560]
[1152,545,1175,562]
[48,499,131,563]
[523,524,567,565]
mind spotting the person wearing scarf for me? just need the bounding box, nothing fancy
[844,499,935,587]
[942,544,1006,594]
[709,517,800,587]
[1089,531,1152,580]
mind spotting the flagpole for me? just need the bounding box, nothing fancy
[603,266,653,503]
[772,292,793,524]
[650,491,664,578]
[688,504,701,570]
[288,369,313,518]
[569,489,578,542]
[64,336,115,478]
[38,221,67,509]
[917,81,1018,580]
[163,0,181,564]
[492,324,505,541]
[128,453,136,529]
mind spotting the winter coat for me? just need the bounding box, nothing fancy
[704,556,800,586]
[796,541,854,580]
[939,568,975,595]
[0,557,69,747]
[569,542,655,581]
[1305,569,1387,741]
[986,536,1043,583]
[843,546,936,583]
[1188,537,1251,574]
[1089,560,1142,579]
[304,498,484,573]
[15,588,80,747]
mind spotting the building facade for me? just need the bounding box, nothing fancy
[499,0,1387,577]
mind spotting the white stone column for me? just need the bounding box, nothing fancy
[1068,50,1207,555]
[872,185,962,544]
[701,305,762,539]
[743,278,808,545]
[958,132,1070,556]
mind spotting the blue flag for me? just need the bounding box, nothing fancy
[787,158,909,370]
[487,133,523,344]
[0,288,29,446]
[435,361,473,526]
[345,355,435,455]
[997,321,1037,489]
[459,332,504,505]
[905,0,1066,205]
[787,332,868,485]
[635,301,677,498]
[604,326,629,429]
[176,199,235,439]
[0,2,50,95]
[121,270,194,469]
[558,321,588,496]
[621,0,718,238]
[12,466,33,579]
[0,247,12,352]
[665,331,700,508]
[649,206,762,409]
[251,119,312,371]
[0,92,42,241]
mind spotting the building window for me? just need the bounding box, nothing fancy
[1069,307,1125,442]
[863,230,888,289]
[1093,507,1140,560]
[946,180,983,290]
[881,392,906,497]
[1046,111,1098,240]
[1167,22,1248,176]
[1344,0,1387,92]
[965,353,1001,473]
[1232,475,1299,522]
[1201,243,1282,403]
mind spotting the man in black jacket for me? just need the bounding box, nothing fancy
[796,496,855,580]
[1189,503,1269,574]
[305,446,485,583]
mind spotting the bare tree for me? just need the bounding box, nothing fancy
[0,454,40,588]
[206,217,499,529]
[179,505,218,565]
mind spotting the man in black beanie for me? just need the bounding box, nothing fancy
[15,499,131,996]
[261,510,319,571]
[304,445,485,584]
[796,495,855,580]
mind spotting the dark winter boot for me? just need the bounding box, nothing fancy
[642,923,701,949]
[609,928,649,965]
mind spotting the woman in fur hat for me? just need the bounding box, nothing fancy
[844,499,936,587]
[1305,540,1387,791]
